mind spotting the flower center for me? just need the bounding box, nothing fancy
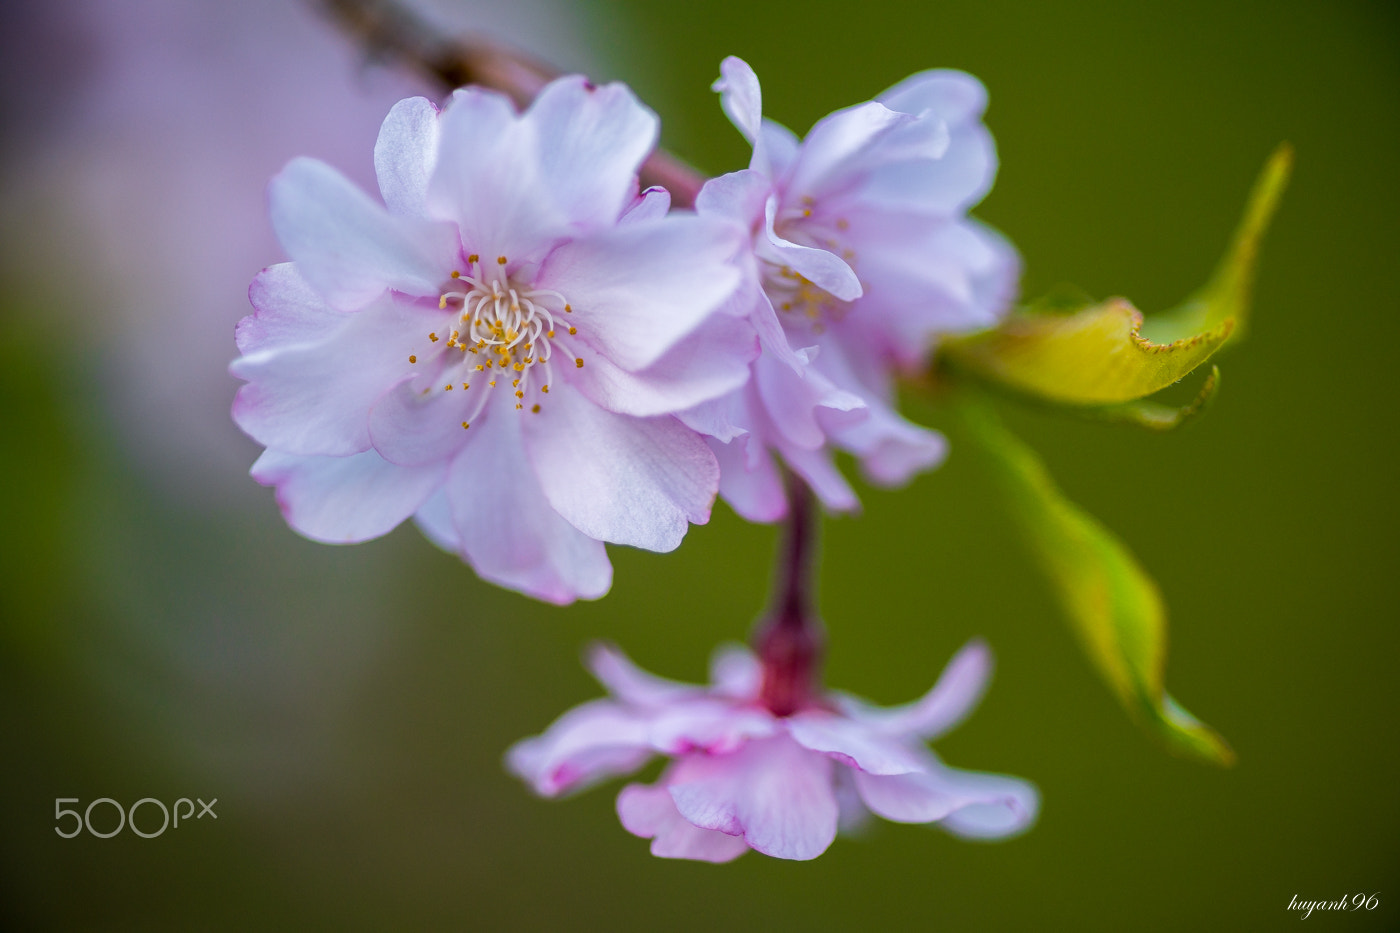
[408,254,584,429]
[766,199,855,336]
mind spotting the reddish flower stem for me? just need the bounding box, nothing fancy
[315,0,708,207]
[755,474,824,717]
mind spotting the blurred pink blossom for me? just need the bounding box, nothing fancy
[509,638,1037,861]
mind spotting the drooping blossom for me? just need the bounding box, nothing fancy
[231,77,756,604]
[684,57,1021,521]
[508,638,1037,862]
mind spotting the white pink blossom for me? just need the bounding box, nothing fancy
[508,639,1037,862]
[231,77,756,604]
[685,57,1021,521]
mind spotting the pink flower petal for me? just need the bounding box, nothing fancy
[710,433,789,523]
[708,644,762,699]
[879,69,989,125]
[836,639,992,741]
[669,735,838,861]
[374,96,441,218]
[537,215,744,372]
[525,389,718,552]
[233,267,431,457]
[527,76,659,232]
[250,448,443,544]
[617,782,749,863]
[713,56,763,145]
[587,644,697,706]
[568,310,758,418]
[444,406,612,604]
[505,700,653,796]
[619,186,671,225]
[785,711,928,776]
[855,760,1038,838]
[269,157,457,310]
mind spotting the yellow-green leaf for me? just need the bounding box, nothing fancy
[1142,143,1293,345]
[945,297,1232,405]
[942,144,1291,405]
[959,397,1234,765]
[1091,365,1221,432]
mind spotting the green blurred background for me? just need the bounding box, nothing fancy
[2,0,1396,928]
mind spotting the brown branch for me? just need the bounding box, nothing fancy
[314,0,707,207]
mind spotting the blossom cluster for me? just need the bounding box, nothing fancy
[230,57,1015,604]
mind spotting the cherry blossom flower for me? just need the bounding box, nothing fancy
[508,638,1037,862]
[685,57,1021,521]
[231,77,756,604]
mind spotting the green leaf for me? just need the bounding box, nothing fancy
[942,144,1291,406]
[944,297,1233,405]
[959,397,1234,765]
[1090,365,1221,432]
[1141,143,1293,345]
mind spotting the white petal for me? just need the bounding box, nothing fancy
[781,101,910,204]
[525,389,718,552]
[270,157,457,309]
[375,96,441,217]
[251,448,443,544]
[711,434,789,524]
[708,643,762,698]
[538,214,743,371]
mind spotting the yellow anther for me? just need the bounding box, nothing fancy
[516,403,523,410]
[475,365,484,371]
[575,358,584,368]
[568,326,577,335]
[461,421,470,429]
[564,304,572,312]
[444,384,453,390]
[462,383,469,390]
[451,270,461,279]
[512,379,520,387]
[408,355,417,364]
[467,253,479,264]
[489,380,496,387]
[515,390,523,399]
[802,209,812,217]
[541,385,550,394]
[438,296,447,309]
[546,330,555,338]
[513,363,524,372]
[497,255,508,265]
[451,331,460,341]
[429,332,438,342]
[531,404,540,413]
